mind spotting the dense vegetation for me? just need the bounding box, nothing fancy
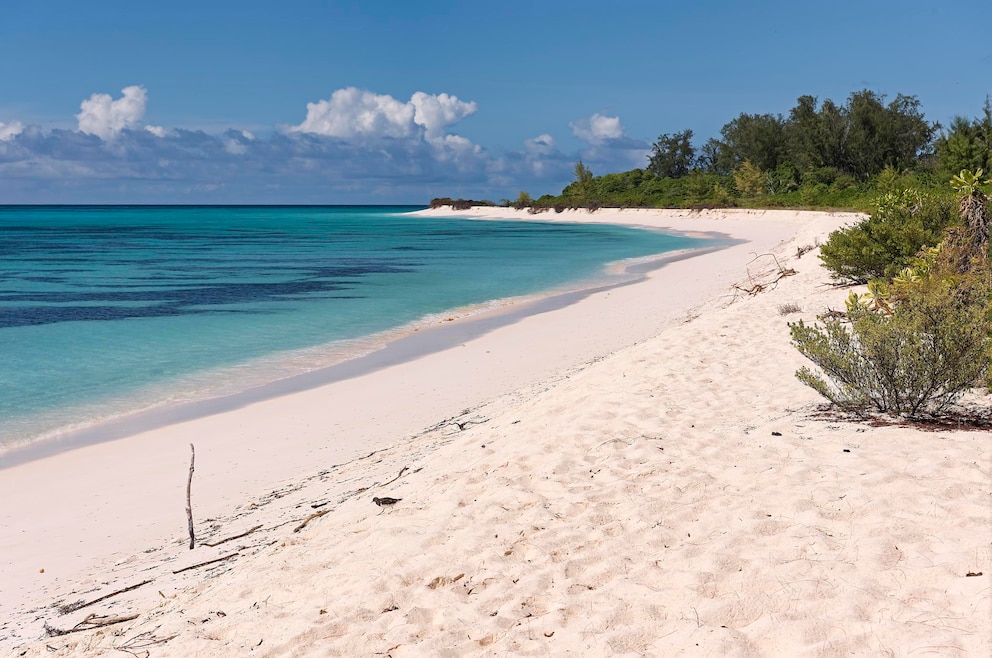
[817,190,958,283]
[790,171,991,418]
[429,89,991,213]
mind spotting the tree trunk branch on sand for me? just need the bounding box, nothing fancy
[186,444,195,550]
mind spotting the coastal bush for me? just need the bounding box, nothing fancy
[511,191,534,210]
[790,270,990,417]
[429,197,493,210]
[794,175,992,415]
[818,189,957,282]
[733,160,767,197]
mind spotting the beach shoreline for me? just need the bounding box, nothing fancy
[0,238,727,471]
[4,207,989,657]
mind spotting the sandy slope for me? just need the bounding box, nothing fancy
[3,208,988,657]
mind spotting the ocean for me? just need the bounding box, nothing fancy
[0,205,707,452]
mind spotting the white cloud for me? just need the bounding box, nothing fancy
[0,87,629,202]
[291,87,476,143]
[224,138,248,155]
[291,87,416,139]
[570,112,625,144]
[0,120,24,141]
[77,85,148,140]
[524,133,556,154]
[410,91,477,139]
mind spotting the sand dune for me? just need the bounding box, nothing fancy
[3,208,988,657]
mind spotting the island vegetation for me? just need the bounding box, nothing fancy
[430,89,991,421]
[431,89,991,213]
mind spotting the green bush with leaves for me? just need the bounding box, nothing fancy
[732,160,767,197]
[790,269,990,417]
[818,189,957,283]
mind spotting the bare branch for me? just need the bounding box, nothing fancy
[202,524,263,548]
[172,552,238,575]
[186,444,195,550]
[57,580,153,615]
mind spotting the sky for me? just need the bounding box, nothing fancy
[0,0,989,204]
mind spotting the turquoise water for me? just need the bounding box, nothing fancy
[0,206,707,449]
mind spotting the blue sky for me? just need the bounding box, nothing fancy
[1,0,989,203]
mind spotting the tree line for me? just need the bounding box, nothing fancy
[505,89,992,212]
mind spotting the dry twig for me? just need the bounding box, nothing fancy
[731,253,797,300]
[202,524,263,548]
[114,627,179,658]
[172,552,238,575]
[58,580,153,615]
[45,613,139,637]
[186,443,196,550]
[293,509,330,533]
[379,466,409,488]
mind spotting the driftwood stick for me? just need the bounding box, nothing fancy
[380,466,409,488]
[293,509,330,533]
[202,524,263,548]
[45,613,140,637]
[186,443,195,550]
[172,552,238,575]
[57,579,153,615]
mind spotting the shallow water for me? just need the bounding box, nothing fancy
[0,205,707,448]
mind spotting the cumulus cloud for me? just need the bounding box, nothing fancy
[524,133,556,155]
[291,87,477,143]
[569,112,625,145]
[410,91,477,139]
[292,87,414,139]
[0,86,652,203]
[77,85,148,140]
[0,120,24,141]
[566,112,653,173]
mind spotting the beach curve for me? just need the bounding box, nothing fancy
[3,208,988,657]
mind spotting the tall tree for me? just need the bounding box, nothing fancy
[648,129,696,178]
[717,113,787,172]
[935,97,992,179]
[569,160,596,204]
[782,90,935,180]
[785,95,846,173]
[696,137,729,174]
[842,90,935,178]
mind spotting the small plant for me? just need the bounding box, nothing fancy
[949,169,990,259]
[795,240,819,258]
[778,303,802,315]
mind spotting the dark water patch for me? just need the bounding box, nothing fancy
[1,304,213,328]
[0,278,359,307]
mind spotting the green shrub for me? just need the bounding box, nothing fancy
[818,189,957,282]
[511,191,533,210]
[733,160,767,197]
[799,182,830,207]
[790,271,990,417]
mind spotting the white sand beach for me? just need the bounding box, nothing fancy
[2,208,988,657]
